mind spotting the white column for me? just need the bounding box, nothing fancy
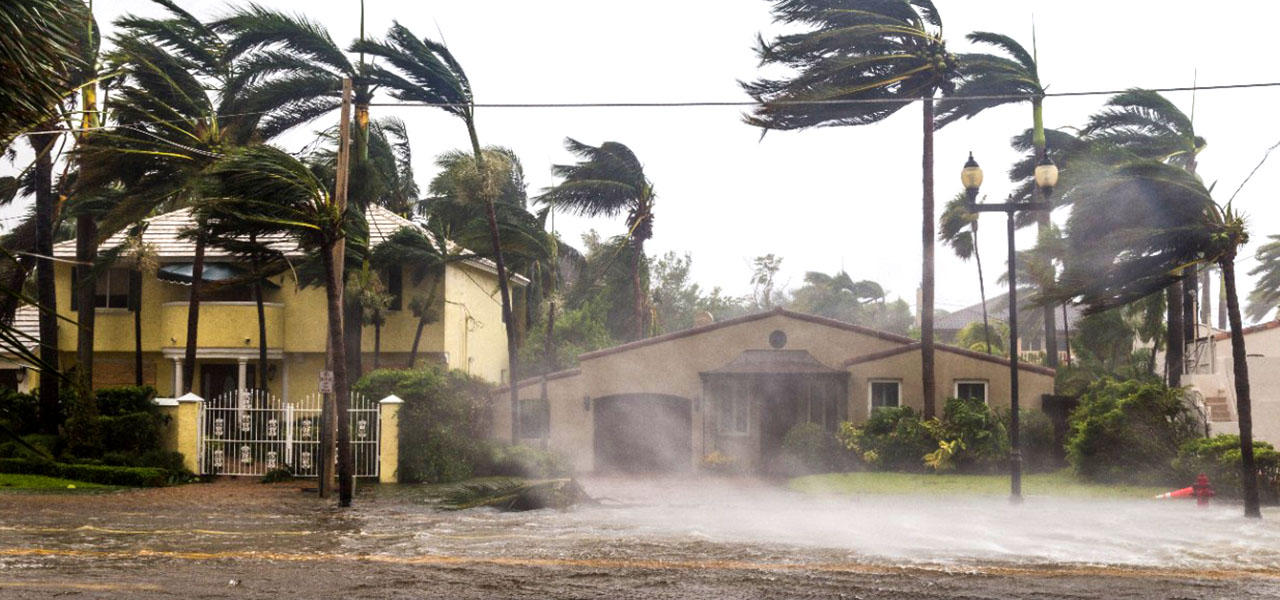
[237,357,249,394]
[173,358,184,396]
[281,356,290,403]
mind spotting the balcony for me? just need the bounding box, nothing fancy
[160,301,284,350]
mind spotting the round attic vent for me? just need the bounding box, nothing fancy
[769,330,787,349]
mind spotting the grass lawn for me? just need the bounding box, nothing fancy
[0,473,119,493]
[789,469,1168,500]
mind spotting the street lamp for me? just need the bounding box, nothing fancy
[960,152,1056,503]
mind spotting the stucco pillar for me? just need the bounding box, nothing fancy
[174,392,204,474]
[378,394,403,483]
[173,358,184,396]
[237,357,248,395]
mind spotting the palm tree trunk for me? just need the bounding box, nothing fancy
[464,119,521,444]
[31,130,60,433]
[1218,269,1228,330]
[255,279,267,391]
[632,237,646,341]
[921,97,937,418]
[1166,279,1184,388]
[974,230,992,355]
[182,234,206,395]
[408,317,425,369]
[75,216,97,404]
[1200,268,1212,326]
[1183,267,1198,349]
[322,239,352,507]
[373,321,381,370]
[1221,257,1261,518]
[544,300,557,372]
[1032,99,1058,369]
[1062,304,1073,366]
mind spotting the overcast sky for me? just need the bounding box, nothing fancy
[13,0,1280,322]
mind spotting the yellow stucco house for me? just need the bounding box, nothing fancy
[494,308,1056,475]
[25,205,521,400]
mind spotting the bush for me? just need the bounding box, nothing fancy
[0,458,168,487]
[354,367,492,484]
[838,407,935,472]
[473,442,568,479]
[0,390,41,435]
[1015,409,1063,473]
[95,386,156,416]
[99,412,164,455]
[1066,379,1199,485]
[780,422,846,475]
[926,397,1008,473]
[0,433,60,459]
[1174,435,1280,502]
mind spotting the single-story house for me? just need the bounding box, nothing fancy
[492,307,1056,474]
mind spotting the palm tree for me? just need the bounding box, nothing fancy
[370,226,457,369]
[744,0,965,418]
[1247,235,1280,323]
[1059,159,1260,518]
[203,145,349,503]
[939,193,991,353]
[1081,90,1206,387]
[536,139,655,342]
[352,23,524,442]
[938,31,1060,367]
[0,0,88,147]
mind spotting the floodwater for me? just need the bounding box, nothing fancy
[0,476,1278,598]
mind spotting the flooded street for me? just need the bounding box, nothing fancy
[0,477,1278,598]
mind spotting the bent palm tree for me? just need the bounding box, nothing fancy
[536,139,655,342]
[938,31,1060,366]
[939,193,992,353]
[353,23,524,442]
[1247,235,1280,323]
[1059,159,1260,518]
[744,0,965,418]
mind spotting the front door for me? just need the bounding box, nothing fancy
[201,364,255,401]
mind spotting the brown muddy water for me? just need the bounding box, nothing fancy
[0,476,1278,598]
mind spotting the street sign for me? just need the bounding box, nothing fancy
[319,370,334,394]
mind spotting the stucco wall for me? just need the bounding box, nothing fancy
[1245,356,1280,445]
[494,372,593,472]
[442,262,511,384]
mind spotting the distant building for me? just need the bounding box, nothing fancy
[1178,319,1280,445]
[934,293,1083,364]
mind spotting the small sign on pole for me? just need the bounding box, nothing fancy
[319,370,334,394]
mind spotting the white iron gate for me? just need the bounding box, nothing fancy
[199,390,379,478]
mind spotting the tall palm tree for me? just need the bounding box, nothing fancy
[1059,159,1260,518]
[1081,90,1206,387]
[0,0,88,147]
[744,0,965,418]
[203,145,349,503]
[938,31,1060,367]
[1247,235,1280,323]
[536,139,655,342]
[352,23,525,442]
[939,193,991,353]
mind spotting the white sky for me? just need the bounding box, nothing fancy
[10,0,1280,322]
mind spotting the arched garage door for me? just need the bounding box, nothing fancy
[593,394,692,473]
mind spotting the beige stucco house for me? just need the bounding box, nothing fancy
[493,307,1056,474]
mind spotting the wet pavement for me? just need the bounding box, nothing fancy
[0,476,1278,598]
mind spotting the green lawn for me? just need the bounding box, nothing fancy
[789,470,1168,499]
[0,473,118,493]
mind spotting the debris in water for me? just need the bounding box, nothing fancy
[442,478,592,511]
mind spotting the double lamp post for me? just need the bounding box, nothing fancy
[959,152,1059,502]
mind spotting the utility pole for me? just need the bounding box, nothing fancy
[321,78,354,501]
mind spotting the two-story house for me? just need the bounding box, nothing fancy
[11,205,522,400]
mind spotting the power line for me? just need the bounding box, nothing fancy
[370,81,1280,109]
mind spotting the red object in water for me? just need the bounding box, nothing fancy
[1153,486,1194,499]
[1192,473,1215,508]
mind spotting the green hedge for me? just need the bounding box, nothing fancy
[1174,435,1280,502]
[1066,379,1199,485]
[0,458,167,487]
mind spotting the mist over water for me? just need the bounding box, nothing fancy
[368,477,1280,572]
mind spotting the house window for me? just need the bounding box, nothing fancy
[95,268,132,309]
[869,380,901,411]
[519,398,549,440]
[386,267,403,311]
[955,380,988,403]
[718,382,750,435]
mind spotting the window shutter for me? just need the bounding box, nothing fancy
[128,270,142,312]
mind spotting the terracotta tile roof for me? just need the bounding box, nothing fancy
[1213,319,1280,341]
[576,307,917,362]
[843,342,1057,376]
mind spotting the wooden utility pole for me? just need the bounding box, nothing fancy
[320,78,354,501]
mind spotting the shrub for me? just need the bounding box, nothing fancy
[95,386,156,416]
[838,407,935,472]
[925,397,1008,473]
[780,422,846,475]
[354,367,492,484]
[1174,435,1280,502]
[0,433,60,459]
[0,458,168,487]
[1015,409,1063,473]
[473,442,568,479]
[99,412,163,455]
[0,390,40,435]
[1066,379,1199,484]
